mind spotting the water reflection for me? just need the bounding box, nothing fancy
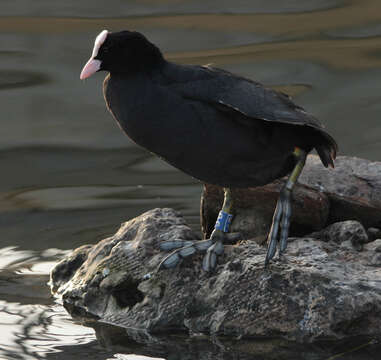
[0,147,201,251]
[41,320,381,360]
[0,301,98,360]
[0,247,67,305]
[0,70,51,90]
[1,0,344,17]
[0,247,95,360]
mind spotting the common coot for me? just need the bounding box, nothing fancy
[80,30,337,270]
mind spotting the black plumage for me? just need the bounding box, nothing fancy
[81,30,337,269]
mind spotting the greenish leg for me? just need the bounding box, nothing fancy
[265,147,307,267]
[203,188,234,271]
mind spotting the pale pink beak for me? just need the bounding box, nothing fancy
[80,58,101,80]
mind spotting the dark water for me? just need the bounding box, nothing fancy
[1,0,381,359]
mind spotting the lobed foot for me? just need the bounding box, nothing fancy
[265,147,306,267]
[158,230,241,272]
[265,185,292,267]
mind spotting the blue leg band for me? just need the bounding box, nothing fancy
[215,211,233,232]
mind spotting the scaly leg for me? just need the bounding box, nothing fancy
[158,188,240,271]
[265,147,307,267]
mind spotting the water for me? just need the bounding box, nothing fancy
[1,0,381,358]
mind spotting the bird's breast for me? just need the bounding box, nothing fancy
[104,73,195,159]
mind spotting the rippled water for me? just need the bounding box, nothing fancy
[1,0,381,359]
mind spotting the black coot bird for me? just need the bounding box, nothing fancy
[80,30,337,270]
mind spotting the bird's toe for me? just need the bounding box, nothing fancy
[202,240,224,272]
[158,234,229,272]
[265,189,293,266]
[160,240,195,252]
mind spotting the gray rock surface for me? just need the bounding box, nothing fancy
[309,220,368,251]
[51,208,381,343]
[299,155,381,227]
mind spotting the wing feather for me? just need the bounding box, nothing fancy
[161,63,337,164]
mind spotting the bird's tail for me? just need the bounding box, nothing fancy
[315,132,338,168]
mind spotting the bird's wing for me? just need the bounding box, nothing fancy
[164,64,325,130]
[162,63,337,166]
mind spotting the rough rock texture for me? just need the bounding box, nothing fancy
[300,156,381,226]
[51,208,381,343]
[202,155,381,239]
[309,220,368,251]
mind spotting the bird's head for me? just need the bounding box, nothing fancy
[80,30,164,80]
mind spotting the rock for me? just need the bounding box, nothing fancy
[364,239,381,252]
[309,220,368,251]
[369,253,381,266]
[50,244,92,293]
[201,155,381,239]
[51,208,381,343]
[299,155,381,228]
[367,227,381,242]
[201,181,329,241]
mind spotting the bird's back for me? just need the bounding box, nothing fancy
[159,62,337,165]
[103,61,337,187]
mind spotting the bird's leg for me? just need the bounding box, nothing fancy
[203,188,234,271]
[158,187,239,271]
[265,147,307,267]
